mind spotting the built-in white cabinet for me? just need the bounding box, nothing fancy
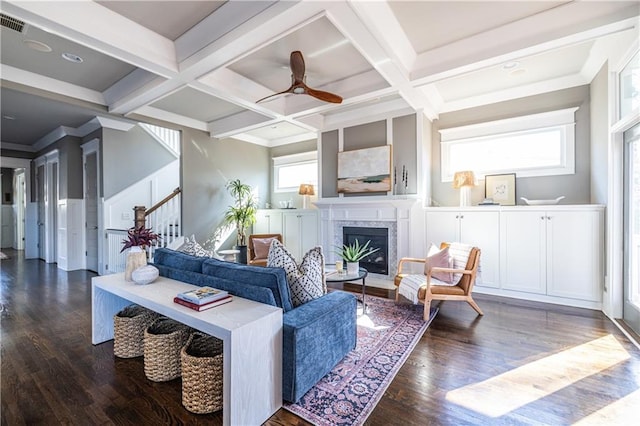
[426,205,604,309]
[425,208,500,288]
[500,208,603,302]
[254,209,318,261]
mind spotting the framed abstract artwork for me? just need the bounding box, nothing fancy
[337,145,392,193]
[485,173,516,206]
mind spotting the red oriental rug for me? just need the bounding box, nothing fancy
[284,295,438,425]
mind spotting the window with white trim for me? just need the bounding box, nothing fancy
[440,107,578,182]
[273,151,317,192]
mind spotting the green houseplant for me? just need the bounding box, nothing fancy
[334,239,380,274]
[224,179,257,263]
[121,226,160,281]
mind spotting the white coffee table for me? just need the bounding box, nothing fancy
[92,273,282,426]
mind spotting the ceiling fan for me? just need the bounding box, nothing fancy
[256,51,343,104]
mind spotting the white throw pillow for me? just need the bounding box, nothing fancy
[178,235,212,257]
[267,240,326,307]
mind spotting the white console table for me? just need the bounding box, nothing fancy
[92,273,283,425]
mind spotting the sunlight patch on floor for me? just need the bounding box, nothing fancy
[357,313,390,331]
[573,388,640,425]
[446,334,630,417]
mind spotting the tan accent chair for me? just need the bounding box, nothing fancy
[394,243,483,320]
[248,234,282,266]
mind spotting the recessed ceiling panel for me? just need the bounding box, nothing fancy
[0,25,136,92]
[0,88,101,145]
[243,121,313,140]
[228,17,374,92]
[434,41,593,102]
[151,87,246,122]
[97,1,226,40]
[390,1,569,53]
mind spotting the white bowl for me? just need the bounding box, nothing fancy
[520,196,565,205]
[131,265,159,285]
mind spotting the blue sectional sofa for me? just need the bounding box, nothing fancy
[151,248,357,403]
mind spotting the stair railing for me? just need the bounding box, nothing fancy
[133,187,182,259]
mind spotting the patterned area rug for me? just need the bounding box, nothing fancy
[0,251,8,260]
[284,295,438,425]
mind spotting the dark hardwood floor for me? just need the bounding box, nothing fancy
[2,248,639,425]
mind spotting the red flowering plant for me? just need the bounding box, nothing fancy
[120,226,161,253]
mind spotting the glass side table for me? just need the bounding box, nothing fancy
[325,266,369,314]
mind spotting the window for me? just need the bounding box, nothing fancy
[273,151,317,192]
[440,108,578,182]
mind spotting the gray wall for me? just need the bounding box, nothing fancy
[432,86,592,206]
[269,139,317,209]
[590,63,609,205]
[181,130,270,249]
[321,113,418,198]
[102,125,175,199]
[32,135,83,200]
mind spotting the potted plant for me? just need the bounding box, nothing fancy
[334,239,380,275]
[224,179,257,264]
[121,226,160,281]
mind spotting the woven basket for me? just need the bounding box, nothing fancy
[143,317,191,382]
[113,305,159,358]
[181,332,224,414]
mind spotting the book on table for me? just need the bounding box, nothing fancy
[173,295,233,311]
[176,286,229,305]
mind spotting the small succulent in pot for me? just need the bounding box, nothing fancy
[334,239,379,262]
[121,226,160,253]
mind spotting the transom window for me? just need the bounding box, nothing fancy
[273,151,317,192]
[440,108,578,182]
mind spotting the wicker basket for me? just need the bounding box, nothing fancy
[143,317,192,382]
[181,332,224,414]
[113,305,159,358]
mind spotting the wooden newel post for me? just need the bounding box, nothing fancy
[134,206,146,229]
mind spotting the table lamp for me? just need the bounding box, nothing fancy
[452,171,476,207]
[298,184,315,209]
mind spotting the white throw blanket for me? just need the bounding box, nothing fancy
[398,274,427,304]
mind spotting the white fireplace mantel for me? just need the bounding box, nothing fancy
[314,196,423,280]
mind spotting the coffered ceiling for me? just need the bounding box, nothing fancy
[1,1,638,152]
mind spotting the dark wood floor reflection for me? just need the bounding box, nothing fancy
[2,249,639,425]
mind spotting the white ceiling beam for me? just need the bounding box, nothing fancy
[1,64,105,105]
[0,142,35,153]
[132,106,208,132]
[227,133,271,147]
[2,0,178,78]
[323,97,414,131]
[209,111,276,138]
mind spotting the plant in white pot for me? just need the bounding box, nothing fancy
[224,179,257,264]
[121,226,160,281]
[334,239,380,275]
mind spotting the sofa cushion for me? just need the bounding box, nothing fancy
[153,264,278,306]
[179,235,212,257]
[202,257,293,312]
[152,248,205,273]
[267,240,325,307]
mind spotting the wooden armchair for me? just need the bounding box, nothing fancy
[248,234,282,266]
[394,243,483,320]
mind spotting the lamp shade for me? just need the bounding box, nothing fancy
[452,171,477,189]
[298,184,315,196]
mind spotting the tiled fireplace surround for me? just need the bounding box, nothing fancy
[315,197,421,287]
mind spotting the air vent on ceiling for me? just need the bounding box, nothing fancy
[1,13,26,33]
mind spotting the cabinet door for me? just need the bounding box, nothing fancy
[500,211,546,294]
[299,212,319,256]
[283,212,302,261]
[459,211,500,288]
[254,210,282,235]
[546,211,602,301]
[425,211,460,248]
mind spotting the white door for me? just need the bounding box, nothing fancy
[51,162,58,262]
[14,170,25,250]
[460,211,500,288]
[546,211,601,302]
[37,164,45,260]
[425,210,459,248]
[299,212,318,256]
[254,210,283,235]
[500,210,546,294]
[85,152,99,272]
[283,212,302,261]
[624,123,640,335]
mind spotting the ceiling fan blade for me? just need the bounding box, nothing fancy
[290,51,305,83]
[305,86,343,104]
[255,86,295,103]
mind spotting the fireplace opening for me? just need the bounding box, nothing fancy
[342,226,389,275]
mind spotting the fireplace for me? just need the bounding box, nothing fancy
[343,226,389,275]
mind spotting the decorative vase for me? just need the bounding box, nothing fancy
[236,245,248,264]
[131,264,159,285]
[346,261,359,275]
[125,246,147,281]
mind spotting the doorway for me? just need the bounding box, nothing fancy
[85,151,99,272]
[14,169,25,250]
[37,163,45,260]
[624,122,640,336]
